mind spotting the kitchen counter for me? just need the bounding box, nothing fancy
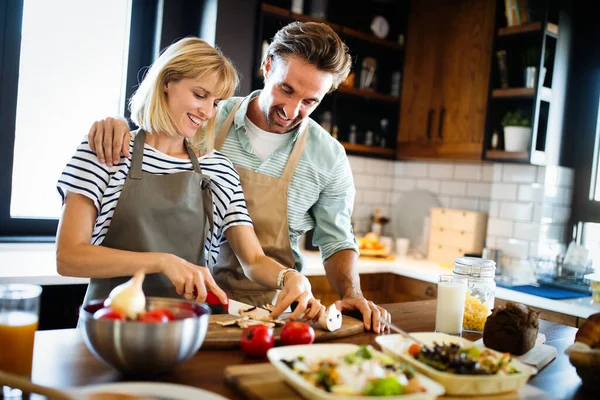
[2,243,599,320]
[30,301,588,400]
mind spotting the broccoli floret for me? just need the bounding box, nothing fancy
[355,345,373,360]
[363,377,405,396]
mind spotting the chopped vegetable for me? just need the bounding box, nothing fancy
[283,345,426,396]
[412,341,520,375]
[363,377,405,396]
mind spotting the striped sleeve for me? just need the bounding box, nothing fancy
[310,154,359,261]
[221,187,253,233]
[56,136,111,211]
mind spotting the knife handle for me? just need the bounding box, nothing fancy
[204,290,229,314]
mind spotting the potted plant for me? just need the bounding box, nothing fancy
[501,110,532,152]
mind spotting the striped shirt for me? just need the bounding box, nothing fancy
[216,90,359,270]
[56,136,253,266]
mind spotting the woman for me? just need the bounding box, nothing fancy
[55,37,323,320]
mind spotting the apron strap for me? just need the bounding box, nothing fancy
[200,177,214,267]
[184,140,202,173]
[184,137,213,264]
[129,130,146,180]
[280,122,309,182]
[215,100,243,151]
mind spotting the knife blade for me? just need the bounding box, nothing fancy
[227,299,271,318]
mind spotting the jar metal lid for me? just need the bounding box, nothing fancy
[453,257,496,278]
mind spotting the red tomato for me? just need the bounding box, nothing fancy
[240,325,275,358]
[137,309,173,323]
[150,308,176,321]
[93,307,126,321]
[280,322,315,346]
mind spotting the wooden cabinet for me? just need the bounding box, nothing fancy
[396,0,441,159]
[397,0,496,161]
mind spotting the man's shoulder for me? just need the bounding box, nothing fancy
[304,119,347,166]
[217,96,245,122]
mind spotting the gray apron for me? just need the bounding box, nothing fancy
[212,100,308,306]
[82,130,213,305]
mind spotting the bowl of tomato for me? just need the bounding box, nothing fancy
[79,297,210,376]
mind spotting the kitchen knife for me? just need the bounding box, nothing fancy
[227,299,271,318]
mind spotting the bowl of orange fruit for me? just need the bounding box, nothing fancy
[357,232,391,257]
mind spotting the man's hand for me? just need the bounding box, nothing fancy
[269,271,325,322]
[87,117,131,167]
[334,297,390,333]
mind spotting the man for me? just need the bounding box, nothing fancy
[87,21,390,332]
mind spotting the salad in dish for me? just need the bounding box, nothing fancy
[281,345,427,396]
[407,342,519,375]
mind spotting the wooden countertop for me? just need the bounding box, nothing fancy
[30,300,593,399]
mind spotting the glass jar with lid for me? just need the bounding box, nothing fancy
[453,257,496,333]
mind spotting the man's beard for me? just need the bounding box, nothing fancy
[264,105,302,133]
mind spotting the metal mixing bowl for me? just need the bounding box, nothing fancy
[79,297,210,376]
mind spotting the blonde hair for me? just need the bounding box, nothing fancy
[129,37,239,153]
[262,21,351,93]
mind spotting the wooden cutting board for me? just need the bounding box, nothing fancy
[223,363,556,400]
[201,314,364,350]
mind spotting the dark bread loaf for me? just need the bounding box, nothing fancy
[483,301,540,355]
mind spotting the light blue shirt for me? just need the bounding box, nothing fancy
[215,90,358,270]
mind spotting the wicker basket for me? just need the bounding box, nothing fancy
[566,343,600,393]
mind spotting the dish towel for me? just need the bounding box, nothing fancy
[496,283,590,299]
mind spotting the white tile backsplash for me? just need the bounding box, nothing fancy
[491,183,518,201]
[348,155,366,172]
[429,163,455,179]
[394,178,417,192]
[451,197,479,211]
[482,164,502,182]
[499,202,533,222]
[416,179,441,192]
[488,218,514,237]
[403,162,429,177]
[350,157,574,263]
[513,222,541,242]
[440,181,467,196]
[454,164,482,181]
[467,182,492,198]
[502,164,537,183]
[517,183,544,203]
[376,175,394,190]
[367,159,394,175]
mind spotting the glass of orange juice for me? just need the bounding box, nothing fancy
[0,284,42,399]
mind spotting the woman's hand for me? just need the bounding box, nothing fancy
[158,253,228,304]
[269,271,325,322]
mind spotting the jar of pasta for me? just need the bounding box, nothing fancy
[453,257,496,333]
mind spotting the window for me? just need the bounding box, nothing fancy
[11,0,131,219]
[0,0,158,238]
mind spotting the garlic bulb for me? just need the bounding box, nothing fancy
[104,271,146,319]
[318,304,342,332]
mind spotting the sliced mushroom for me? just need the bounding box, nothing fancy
[318,304,342,332]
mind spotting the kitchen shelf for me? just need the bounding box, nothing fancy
[260,3,402,49]
[261,3,340,30]
[341,27,403,50]
[486,150,530,160]
[498,22,559,37]
[492,87,536,98]
[337,86,400,102]
[340,142,395,156]
[492,87,552,101]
